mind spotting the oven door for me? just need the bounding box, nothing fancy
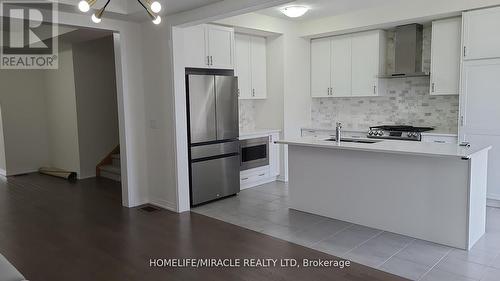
[240,137,269,171]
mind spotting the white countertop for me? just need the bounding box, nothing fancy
[240,129,281,138]
[301,127,458,137]
[276,136,491,159]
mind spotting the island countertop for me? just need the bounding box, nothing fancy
[276,137,491,159]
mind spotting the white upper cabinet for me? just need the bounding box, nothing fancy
[311,30,386,98]
[250,36,267,99]
[351,31,386,97]
[463,6,500,60]
[207,25,235,69]
[235,34,252,99]
[234,34,267,99]
[311,38,332,97]
[430,17,462,96]
[183,24,234,69]
[183,25,208,68]
[331,36,352,97]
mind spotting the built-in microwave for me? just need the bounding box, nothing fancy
[239,137,269,171]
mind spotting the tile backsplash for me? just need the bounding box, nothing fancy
[311,24,460,133]
[311,77,459,132]
[239,100,256,131]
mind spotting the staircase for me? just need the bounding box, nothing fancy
[97,146,121,182]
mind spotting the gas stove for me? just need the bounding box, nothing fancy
[367,125,434,141]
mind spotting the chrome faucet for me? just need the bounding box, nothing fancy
[336,122,342,144]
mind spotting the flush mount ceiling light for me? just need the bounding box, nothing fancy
[280,5,309,18]
[78,0,162,24]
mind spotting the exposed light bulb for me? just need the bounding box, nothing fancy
[152,15,161,25]
[78,0,90,12]
[280,6,309,18]
[150,1,161,13]
[91,13,102,23]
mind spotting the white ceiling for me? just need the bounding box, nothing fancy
[127,0,223,15]
[55,0,222,20]
[259,0,411,21]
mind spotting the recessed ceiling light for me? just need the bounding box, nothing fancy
[281,5,309,18]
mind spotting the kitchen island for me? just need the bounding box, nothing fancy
[276,137,491,250]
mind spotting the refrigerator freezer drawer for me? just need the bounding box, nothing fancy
[191,141,240,160]
[191,154,240,206]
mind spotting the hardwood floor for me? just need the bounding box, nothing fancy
[0,173,407,281]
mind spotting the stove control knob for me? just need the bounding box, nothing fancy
[407,132,413,137]
[377,131,384,136]
[368,130,373,136]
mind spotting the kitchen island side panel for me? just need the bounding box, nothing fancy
[288,145,472,249]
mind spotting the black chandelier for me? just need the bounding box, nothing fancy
[78,0,162,24]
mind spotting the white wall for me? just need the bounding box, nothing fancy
[72,36,120,178]
[140,0,295,212]
[0,69,50,175]
[218,13,312,181]
[141,23,178,211]
[44,41,81,176]
[54,12,150,207]
[0,106,6,176]
[299,0,500,37]
[0,10,149,207]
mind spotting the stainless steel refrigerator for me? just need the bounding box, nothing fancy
[186,71,240,206]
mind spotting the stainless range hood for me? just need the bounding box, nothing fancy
[379,24,430,79]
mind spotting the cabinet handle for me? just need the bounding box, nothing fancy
[210,56,213,65]
[463,46,467,58]
[460,116,465,127]
[373,86,377,95]
[431,83,435,92]
[258,173,266,177]
[434,140,446,144]
[252,89,255,97]
[207,56,210,66]
[242,177,249,181]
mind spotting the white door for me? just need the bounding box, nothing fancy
[430,18,461,96]
[311,38,331,97]
[463,7,500,60]
[269,133,280,177]
[331,36,351,97]
[235,34,252,99]
[351,32,379,97]
[461,60,500,136]
[207,25,234,69]
[183,25,208,68]
[461,59,500,197]
[250,36,267,99]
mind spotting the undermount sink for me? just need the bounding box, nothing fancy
[324,138,381,144]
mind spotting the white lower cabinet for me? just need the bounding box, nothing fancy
[421,135,458,144]
[240,132,280,190]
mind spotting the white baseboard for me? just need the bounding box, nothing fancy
[488,193,500,201]
[150,199,177,212]
[0,168,6,177]
[277,175,288,183]
[241,176,277,190]
[487,199,500,208]
[7,169,39,176]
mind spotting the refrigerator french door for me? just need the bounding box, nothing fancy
[187,72,240,206]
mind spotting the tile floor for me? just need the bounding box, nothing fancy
[192,181,500,281]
